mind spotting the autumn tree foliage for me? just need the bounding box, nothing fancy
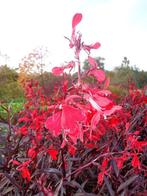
[18,47,48,86]
[0,13,147,195]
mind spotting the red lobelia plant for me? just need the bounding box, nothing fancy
[0,13,147,195]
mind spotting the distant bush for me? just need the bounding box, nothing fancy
[0,65,24,102]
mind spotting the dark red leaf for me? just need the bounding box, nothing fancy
[117,175,138,193]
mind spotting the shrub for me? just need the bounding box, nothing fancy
[0,13,147,195]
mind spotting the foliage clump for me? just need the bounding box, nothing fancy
[0,13,147,195]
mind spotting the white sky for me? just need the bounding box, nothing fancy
[0,0,147,71]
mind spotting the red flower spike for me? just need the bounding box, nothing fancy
[72,13,82,29]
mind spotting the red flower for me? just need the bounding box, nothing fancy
[132,154,141,169]
[20,167,31,182]
[97,171,104,185]
[45,104,85,142]
[17,160,31,181]
[83,42,101,53]
[72,13,82,29]
[52,67,64,76]
[28,148,37,159]
[89,69,105,83]
[47,149,58,160]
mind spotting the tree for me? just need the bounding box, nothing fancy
[0,65,23,101]
[18,46,49,85]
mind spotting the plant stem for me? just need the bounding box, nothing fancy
[77,58,81,86]
[64,151,124,180]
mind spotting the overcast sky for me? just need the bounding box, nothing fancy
[0,0,147,71]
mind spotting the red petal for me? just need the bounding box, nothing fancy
[98,90,111,96]
[45,111,62,136]
[48,149,58,160]
[91,42,101,49]
[97,171,104,185]
[28,148,36,159]
[91,112,100,129]
[104,77,110,89]
[104,105,122,116]
[94,95,112,107]
[72,13,82,29]
[65,61,75,69]
[52,67,64,76]
[89,69,105,82]
[132,154,140,169]
[88,56,98,68]
[62,105,85,131]
[12,160,20,166]
[21,167,31,181]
